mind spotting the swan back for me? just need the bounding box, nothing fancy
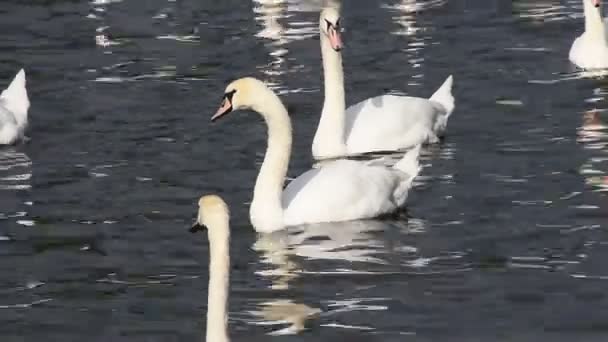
[0,69,29,130]
[282,146,421,227]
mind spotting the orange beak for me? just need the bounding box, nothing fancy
[594,0,601,7]
[212,98,232,122]
[328,26,343,51]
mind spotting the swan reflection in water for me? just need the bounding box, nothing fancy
[577,82,608,192]
[385,0,447,36]
[511,0,568,22]
[253,219,407,283]
[253,0,339,88]
[247,299,321,336]
[249,218,417,334]
[253,0,289,89]
[0,148,31,191]
[578,104,608,191]
[0,148,33,227]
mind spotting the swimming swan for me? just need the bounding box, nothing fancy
[0,69,29,145]
[312,7,454,159]
[190,195,231,342]
[212,77,421,233]
[570,0,608,69]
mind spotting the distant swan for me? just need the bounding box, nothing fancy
[0,69,30,145]
[570,0,608,69]
[211,77,421,233]
[190,195,231,342]
[312,7,454,159]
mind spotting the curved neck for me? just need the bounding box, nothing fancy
[584,0,606,40]
[312,32,347,159]
[206,225,230,342]
[250,90,292,232]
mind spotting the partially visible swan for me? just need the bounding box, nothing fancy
[312,7,454,159]
[190,195,231,342]
[211,77,421,233]
[0,69,29,145]
[569,0,608,70]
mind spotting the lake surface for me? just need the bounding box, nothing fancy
[1,0,608,340]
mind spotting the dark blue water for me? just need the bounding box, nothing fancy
[1,0,608,340]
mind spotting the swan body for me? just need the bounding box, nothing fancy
[282,150,419,227]
[191,195,231,342]
[0,69,29,145]
[570,0,608,69]
[343,85,453,154]
[312,8,454,159]
[212,77,421,233]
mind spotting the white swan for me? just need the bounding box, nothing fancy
[570,0,608,70]
[0,69,29,145]
[190,195,231,342]
[212,77,421,233]
[312,7,455,160]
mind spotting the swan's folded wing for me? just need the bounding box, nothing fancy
[281,160,406,227]
[344,95,439,154]
[0,104,17,129]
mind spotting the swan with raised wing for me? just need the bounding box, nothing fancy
[312,7,454,159]
[211,77,421,233]
[570,0,608,70]
[190,195,232,342]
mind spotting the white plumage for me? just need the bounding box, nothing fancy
[312,7,454,160]
[569,0,608,70]
[212,77,421,233]
[0,69,30,145]
[282,146,419,227]
[344,79,454,154]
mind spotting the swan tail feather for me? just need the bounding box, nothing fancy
[1,69,29,121]
[393,144,421,179]
[429,75,454,117]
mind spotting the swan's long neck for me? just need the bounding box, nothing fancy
[584,0,606,40]
[312,31,347,159]
[250,90,292,232]
[206,224,230,342]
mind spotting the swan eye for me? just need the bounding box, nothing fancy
[325,19,341,33]
[224,89,237,102]
[325,19,334,32]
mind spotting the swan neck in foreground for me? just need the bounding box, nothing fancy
[584,0,606,39]
[312,31,347,159]
[206,221,230,342]
[250,88,292,232]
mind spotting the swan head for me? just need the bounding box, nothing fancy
[592,0,601,8]
[319,7,343,51]
[212,77,270,122]
[190,195,230,234]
